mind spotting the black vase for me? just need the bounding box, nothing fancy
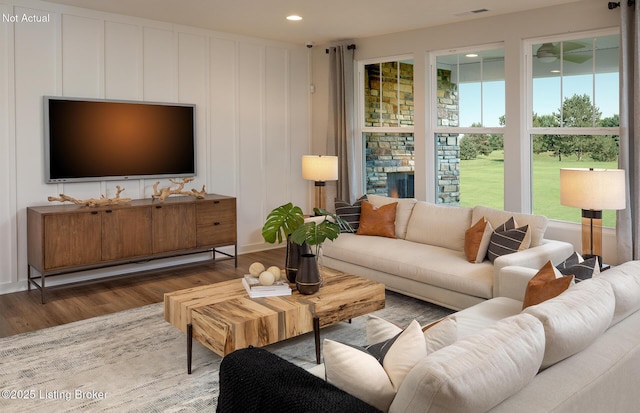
[296,253,321,295]
[285,236,309,283]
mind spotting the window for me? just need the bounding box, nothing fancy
[432,46,505,207]
[360,58,414,197]
[528,32,620,227]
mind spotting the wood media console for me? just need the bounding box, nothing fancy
[27,194,237,303]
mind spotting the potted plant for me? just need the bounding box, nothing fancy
[262,203,352,284]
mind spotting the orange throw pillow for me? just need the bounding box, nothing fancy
[356,201,397,238]
[464,217,492,263]
[522,261,574,309]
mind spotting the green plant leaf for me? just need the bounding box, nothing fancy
[261,203,304,244]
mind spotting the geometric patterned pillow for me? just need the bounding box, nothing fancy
[557,256,600,282]
[487,217,529,263]
[555,251,582,270]
[335,195,367,232]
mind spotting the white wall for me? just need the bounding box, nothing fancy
[311,0,623,264]
[0,0,310,294]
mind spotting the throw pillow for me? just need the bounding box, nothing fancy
[323,339,396,411]
[324,320,426,411]
[464,217,494,263]
[334,195,367,232]
[522,261,574,309]
[366,315,457,354]
[356,200,397,238]
[487,217,530,262]
[555,251,582,270]
[556,252,600,282]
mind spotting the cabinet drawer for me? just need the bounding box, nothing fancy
[196,199,237,247]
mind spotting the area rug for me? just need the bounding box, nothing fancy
[0,291,452,412]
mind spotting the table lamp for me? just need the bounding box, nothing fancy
[302,155,338,211]
[559,168,626,265]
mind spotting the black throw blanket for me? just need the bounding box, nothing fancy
[217,347,381,413]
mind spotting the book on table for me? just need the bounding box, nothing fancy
[242,275,292,298]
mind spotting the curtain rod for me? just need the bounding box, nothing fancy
[325,44,356,54]
[608,1,635,9]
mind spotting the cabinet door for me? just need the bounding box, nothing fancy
[152,203,196,253]
[43,212,102,270]
[102,207,152,261]
[196,199,237,247]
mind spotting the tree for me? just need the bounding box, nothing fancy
[462,122,497,157]
[460,137,478,160]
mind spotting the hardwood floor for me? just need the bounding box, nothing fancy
[0,248,285,338]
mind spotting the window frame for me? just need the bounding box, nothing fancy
[524,28,621,224]
[357,55,415,197]
[428,43,506,206]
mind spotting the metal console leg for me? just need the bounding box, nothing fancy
[187,323,193,374]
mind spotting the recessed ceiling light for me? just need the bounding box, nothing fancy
[550,69,561,73]
[286,15,303,21]
[465,53,478,58]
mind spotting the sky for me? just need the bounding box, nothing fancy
[459,73,619,127]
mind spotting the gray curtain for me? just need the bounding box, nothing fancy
[617,1,640,262]
[327,45,356,204]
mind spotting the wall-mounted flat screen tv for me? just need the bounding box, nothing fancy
[44,96,196,183]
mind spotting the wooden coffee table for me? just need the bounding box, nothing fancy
[164,268,385,373]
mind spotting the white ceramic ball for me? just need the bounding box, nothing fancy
[249,262,265,277]
[258,271,275,286]
[267,266,281,281]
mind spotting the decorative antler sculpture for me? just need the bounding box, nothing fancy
[48,186,132,207]
[152,177,207,202]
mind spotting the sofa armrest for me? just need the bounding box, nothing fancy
[496,266,538,301]
[492,239,574,297]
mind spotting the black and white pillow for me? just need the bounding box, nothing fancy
[487,217,529,263]
[556,252,600,282]
[334,195,367,232]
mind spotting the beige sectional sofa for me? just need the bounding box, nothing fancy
[386,260,640,412]
[323,195,574,310]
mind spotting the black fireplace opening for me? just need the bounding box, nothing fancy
[387,172,414,198]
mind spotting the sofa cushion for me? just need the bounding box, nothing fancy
[523,277,615,369]
[324,320,426,411]
[389,314,545,413]
[472,205,547,247]
[322,234,494,299]
[367,195,417,239]
[356,201,397,238]
[405,201,472,252]
[594,260,640,326]
[522,261,573,309]
[487,218,529,262]
[452,296,523,338]
[334,195,367,232]
[464,217,493,263]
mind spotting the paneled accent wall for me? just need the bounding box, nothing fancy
[0,1,310,294]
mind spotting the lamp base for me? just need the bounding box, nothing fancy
[314,181,326,212]
[581,209,602,268]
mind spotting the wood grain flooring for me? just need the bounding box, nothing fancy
[0,248,285,338]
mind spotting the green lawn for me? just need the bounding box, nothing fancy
[458,152,617,227]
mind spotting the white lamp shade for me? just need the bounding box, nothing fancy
[560,168,626,210]
[302,155,338,182]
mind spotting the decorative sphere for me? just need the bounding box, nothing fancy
[267,266,281,281]
[249,262,265,277]
[258,271,275,286]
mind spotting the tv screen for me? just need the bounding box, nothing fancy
[44,97,196,183]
